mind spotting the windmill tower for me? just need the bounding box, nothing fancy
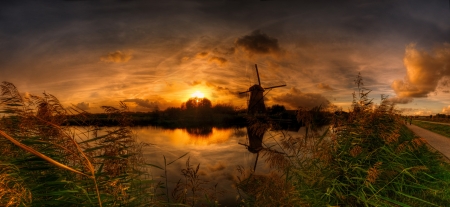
[239,64,286,155]
[239,64,286,115]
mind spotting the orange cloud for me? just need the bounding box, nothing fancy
[391,43,450,98]
[317,83,334,90]
[101,51,132,63]
[75,102,90,110]
[196,52,209,58]
[386,96,413,104]
[209,56,227,66]
[442,105,450,114]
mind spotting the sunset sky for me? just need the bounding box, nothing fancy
[1,1,449,115]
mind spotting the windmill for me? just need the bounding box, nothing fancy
[238,64,286,172]
[239,64,286,115]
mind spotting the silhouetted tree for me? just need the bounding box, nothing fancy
[182,97,212,111]
[267,104,286,115]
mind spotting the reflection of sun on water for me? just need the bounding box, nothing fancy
[170,128,231,146]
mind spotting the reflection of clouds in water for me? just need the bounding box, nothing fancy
[208,161,226,172]
[131,126,305,205]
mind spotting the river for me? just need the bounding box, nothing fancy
[133,126,301,205]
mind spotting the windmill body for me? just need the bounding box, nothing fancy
[239,64,286,154]
[248,84,266,115]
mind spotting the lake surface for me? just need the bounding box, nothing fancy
[133,126,303,205]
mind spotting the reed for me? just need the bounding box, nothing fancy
[0,81,158,206]
[236,74,450,206]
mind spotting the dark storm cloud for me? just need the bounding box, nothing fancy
[235,30,282,57]
[272,87,329,109]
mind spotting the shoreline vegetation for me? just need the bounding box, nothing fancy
[61,99,302,131]
[2,74,450,206]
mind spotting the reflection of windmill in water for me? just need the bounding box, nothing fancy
[239,64,286,170]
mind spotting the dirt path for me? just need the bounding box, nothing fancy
[406,124,450,161]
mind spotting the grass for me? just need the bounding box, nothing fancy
[236,73,450,206]
[0,81,159,206]
[413,120,450,138]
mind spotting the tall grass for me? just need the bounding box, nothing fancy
[237,74,450,206]
[0,81,158,206]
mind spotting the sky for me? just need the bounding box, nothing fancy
[1,0,449,115]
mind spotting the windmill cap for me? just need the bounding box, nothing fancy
[249,84,265,91]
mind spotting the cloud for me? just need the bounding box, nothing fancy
[75,102,90,110]
[386,96,414,104]
[399,108,433,116]
[209,56,227,66]
[205,81,246,99]
[187,80,202,86]
[317,83,334,91]
[235,30,282,57]
[122,98,158,109]
[196,52,209,58]
[101,51,132,63]
[391,43,450,98]
[442,105,450,114]
[272,87,329,109]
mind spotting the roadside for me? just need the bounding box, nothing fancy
[414,120,450,126]
[406,124,450,162]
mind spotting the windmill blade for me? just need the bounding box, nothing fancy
[255,64,261,86]
[264,84,286,90]
[238,90,250,94]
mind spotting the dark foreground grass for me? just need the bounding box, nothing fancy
[237,74,450,206]
[413,120,450,138]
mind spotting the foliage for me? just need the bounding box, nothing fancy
[181,97,212,111]
[236,74,450,206]
[0,81,158,206]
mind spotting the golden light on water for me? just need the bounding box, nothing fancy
[191,91,205,98]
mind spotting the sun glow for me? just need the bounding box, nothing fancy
[191,91,205,98]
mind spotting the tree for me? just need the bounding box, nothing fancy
[182,97,212,111]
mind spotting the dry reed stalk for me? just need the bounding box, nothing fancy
[365,162,383,186]
[0,167,32,207]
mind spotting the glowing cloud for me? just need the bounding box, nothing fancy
[101,51,132,63]
[442,105,450,114]
[391,43,450,98]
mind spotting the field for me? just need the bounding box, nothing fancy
[2,79,450,206]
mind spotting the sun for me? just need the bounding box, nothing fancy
[191,90,205,98]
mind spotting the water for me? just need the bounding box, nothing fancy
[71,125,326,205]
[133,126,300,206]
